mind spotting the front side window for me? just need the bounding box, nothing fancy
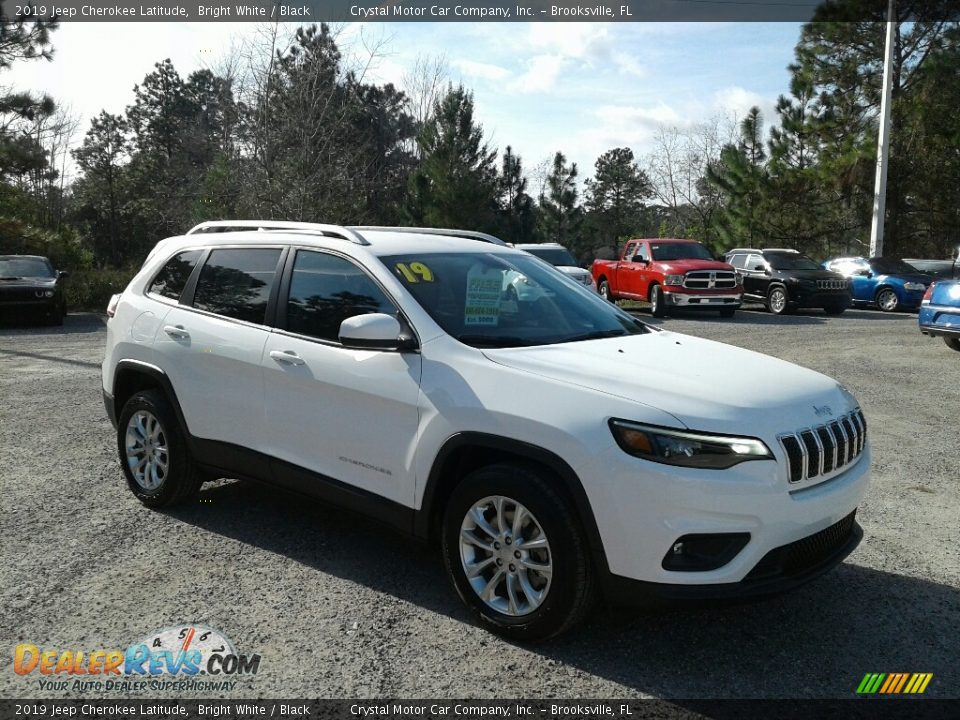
[192,248,282,324]
[381,251,647,348]
[747,254,766,271]
[286,250,396,342]
[148,250,202,301]
[728,254,746,269]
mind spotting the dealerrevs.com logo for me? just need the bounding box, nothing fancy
[13,624,261,693]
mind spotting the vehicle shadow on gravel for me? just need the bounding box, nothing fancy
[0,312,105,335]
[639,307,916,328]
[172,479,958,698]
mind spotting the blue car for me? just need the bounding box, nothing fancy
[919,279,960,352]
[823,257,933,312]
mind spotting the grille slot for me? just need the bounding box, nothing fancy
[779,409,867,484]
[817,279,846,290]
[683,271,738,290]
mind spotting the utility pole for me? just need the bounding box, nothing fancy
[869,0,896,258]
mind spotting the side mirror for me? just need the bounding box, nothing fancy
[339,313,415,351]
[855,268,871,277]
[631,255,647,264]
[58,270,69,279]
[752,264,766,272]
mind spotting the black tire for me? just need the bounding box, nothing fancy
[823,303,846,316]
[719,307,736,318]
[117,389,203,508]
[598,279,612,302]
[650,285,667,318]
[767,286,790,315]
[875,287,899,312]
[945,337,960,352]
[441,463,596,641]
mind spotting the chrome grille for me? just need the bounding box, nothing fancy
[817,279,847,290]
[683,271,738,289]
[779,409,867,484]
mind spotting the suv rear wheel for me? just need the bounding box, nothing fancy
[441,464,595,641]
[117,390,203,508]
[945,337,960,352]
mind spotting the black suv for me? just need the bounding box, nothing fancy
[0,254,68,325]
[725,248,851,315]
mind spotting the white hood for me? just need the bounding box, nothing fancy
[483,330,853,436]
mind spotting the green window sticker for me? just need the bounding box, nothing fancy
[464,266,503,326]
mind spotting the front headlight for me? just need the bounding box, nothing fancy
[609,419,773,469]
[903,282,926,291]
[664,274,685,286]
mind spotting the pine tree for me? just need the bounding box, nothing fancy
[405,84,498,230]
[497,146,535,243]
[584,147,652,247]
[538,151,580,247]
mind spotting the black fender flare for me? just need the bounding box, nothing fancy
[416,432,608,565]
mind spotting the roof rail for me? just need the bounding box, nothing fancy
[349,226,509,247]
[186,220,369,246]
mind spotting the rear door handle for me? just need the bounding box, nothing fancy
[163,325,190,339]
[270,350,305,366]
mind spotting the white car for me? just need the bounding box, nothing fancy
[514,242,596,292]
[103,222,870,640]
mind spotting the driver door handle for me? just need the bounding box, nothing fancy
[270,350,305,366]
[163,325,190,339]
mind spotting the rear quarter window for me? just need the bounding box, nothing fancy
[147,250,203,301]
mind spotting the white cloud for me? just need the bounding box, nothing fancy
[713,86,770,121]
[612,51,647,79]
[452,59,511,82]
[508,54,566,94]
[526,23,613,64]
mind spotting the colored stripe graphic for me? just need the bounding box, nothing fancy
[857,673,932,694]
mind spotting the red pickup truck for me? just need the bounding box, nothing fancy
[591,238,743,317]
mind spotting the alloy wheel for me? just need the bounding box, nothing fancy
[124,410,169,491]
[459,495,553,617]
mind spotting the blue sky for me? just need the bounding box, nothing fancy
[7,21,804,180]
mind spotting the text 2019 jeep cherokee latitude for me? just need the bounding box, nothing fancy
[102,222,870,640]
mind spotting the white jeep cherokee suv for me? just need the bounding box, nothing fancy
[103,221,870,640]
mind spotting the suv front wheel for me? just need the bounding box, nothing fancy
[441,464,596,641]
[767,286,790,315]
[117,389,204,508]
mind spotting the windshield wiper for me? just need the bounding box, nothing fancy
[456,334,530,348]
[563,329,630,343]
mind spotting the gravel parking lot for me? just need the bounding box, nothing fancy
[1,307,958,700]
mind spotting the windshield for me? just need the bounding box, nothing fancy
[0,257,55,279]
[649,243,713,261]
[381,252,647,348]
[766,253,821,271]
[523,246,578,267]
[869,258,920,275]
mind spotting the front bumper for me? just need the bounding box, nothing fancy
[603,512,862,603]
[662,291,742,308]
[787,288,851,309]
[587,439,871,593]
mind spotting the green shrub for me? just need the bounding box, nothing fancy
[64,268,137,312]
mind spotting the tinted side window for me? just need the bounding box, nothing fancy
[148,250,202,301]
[193,248,282,324]
[747,254,766,270]
[287,251,395,342]
[728,254,746,269]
